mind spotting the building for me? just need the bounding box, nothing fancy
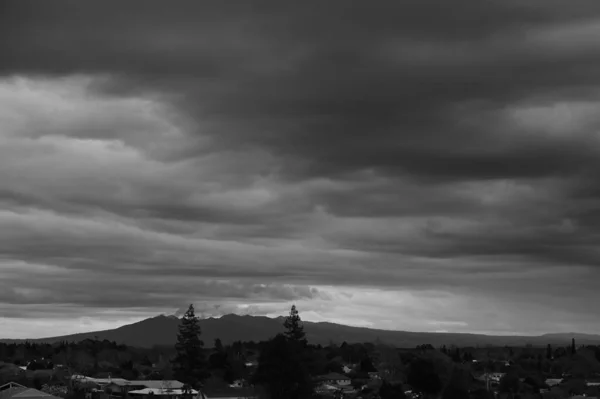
[478,373,505,383]
[128,388,198,398]
[314,372,354,396]
[0,382,62,399]
[129,382,185,391]
[587,378,600,387]
[92,378,134,394]
[315,373,351,386]
[71,376,185,396]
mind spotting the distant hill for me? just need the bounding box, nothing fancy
[2,314,600,348]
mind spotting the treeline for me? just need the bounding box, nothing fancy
[168,305,600,399]
[0,339,174,380]
[3,306,600,399]
[169,304,460,399]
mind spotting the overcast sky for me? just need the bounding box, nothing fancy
[2,1,600,339]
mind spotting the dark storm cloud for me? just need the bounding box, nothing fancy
[3,0,600,335]
[4,0,600,179]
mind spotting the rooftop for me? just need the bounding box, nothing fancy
[129,388,197,396]
[0,383,62,399]
[129,381,185,390]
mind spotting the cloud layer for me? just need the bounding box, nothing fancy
[2,1,600,337]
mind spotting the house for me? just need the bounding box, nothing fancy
[477,373,505,384]
[546,379,563,387]
[314,373,354,397]
[0,382,62,399]
[70,376,102,391]
[72,376,186,395]
[92,378,134,394]
[130,381,185,390]
[114,381,189,399]
[315,373,351,386]
[128,388,198,398]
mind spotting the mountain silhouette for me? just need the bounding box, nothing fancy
[2,314,600,348]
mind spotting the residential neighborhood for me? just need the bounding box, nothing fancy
[2,306,600,399]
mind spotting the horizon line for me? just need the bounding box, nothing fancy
[0,312,597,341]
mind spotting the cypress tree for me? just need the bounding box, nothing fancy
[254,305,313,399]
[172,304,208,389]
[283,304,307,344]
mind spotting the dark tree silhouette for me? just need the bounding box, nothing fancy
[252,334,313,399]
[499,371,520,394]
[450,347,461,363]
[208,351,229,370]
[172,304,208,389]
[572,338,576,355]
[283,305,306,344]
[214,338,224,353]
[442,368,470,399]
[407,358,443,398]
[359,357,377,373]
[546,344,552,360]
[379,380,406,399]
[442,380,469,399]
[253,305,314,398]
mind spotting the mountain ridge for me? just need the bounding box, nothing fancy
[2,313,600,348]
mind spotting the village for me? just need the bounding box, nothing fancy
[2,306,600,399]
[3,336,600,399]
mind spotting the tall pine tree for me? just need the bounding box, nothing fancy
[253,305,313,399]
[283,304,307,344]
[172,304,208,389]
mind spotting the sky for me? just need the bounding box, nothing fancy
[2,1,600,339]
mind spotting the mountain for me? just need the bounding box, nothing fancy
[2,314,600,348]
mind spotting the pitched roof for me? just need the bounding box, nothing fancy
[129,381,185,390]
[0,383,26,391]
[0,385,61,399]
[94,378,131,386]
[129,388,198,396]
